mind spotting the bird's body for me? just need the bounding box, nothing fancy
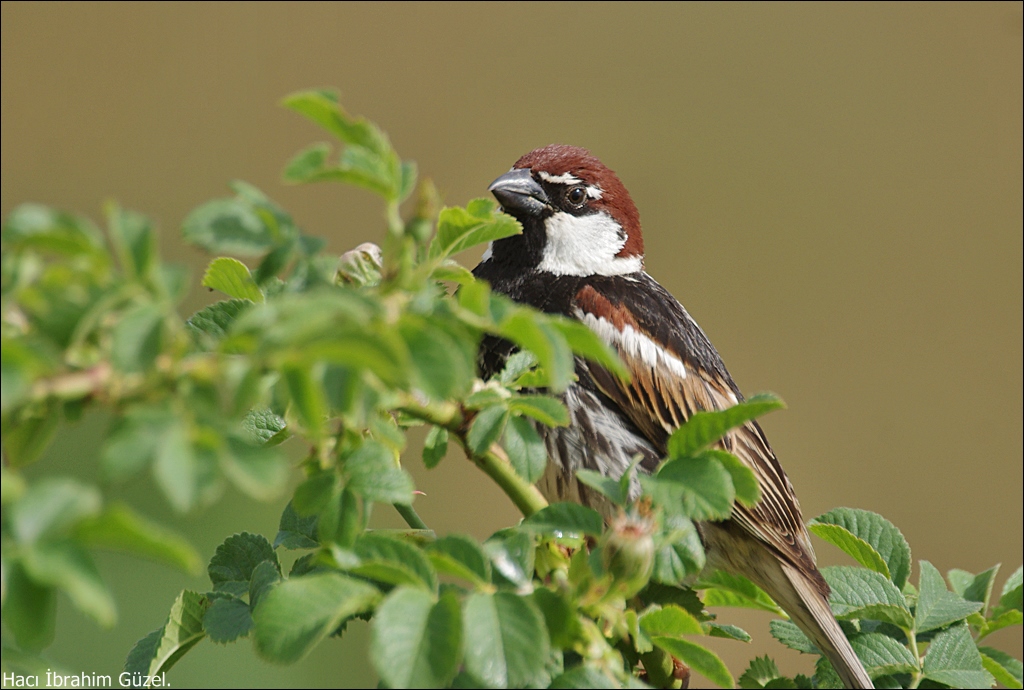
[473,145,873,689]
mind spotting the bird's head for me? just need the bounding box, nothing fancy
[485,145,644,277]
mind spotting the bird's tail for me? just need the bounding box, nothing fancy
[774,561,874,689]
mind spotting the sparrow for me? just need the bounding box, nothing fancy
[473,145,873,689]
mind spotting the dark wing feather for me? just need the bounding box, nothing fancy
[576,274,821,582]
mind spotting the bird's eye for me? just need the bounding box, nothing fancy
[567,186,587,206]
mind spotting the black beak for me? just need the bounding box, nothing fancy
[488,168,549,217]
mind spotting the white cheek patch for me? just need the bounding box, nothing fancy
[580,312,688,379]
[539,211,643,277]
[537,171,582,185]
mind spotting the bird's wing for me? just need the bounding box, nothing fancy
[574,275,821,582]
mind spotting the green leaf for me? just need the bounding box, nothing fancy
[282,142,332,182]
[922,623,995,688]
[1,562,57,652]
[769,619,819,654]
[123,590,208,677]
[2,409,59,468]
[640,605,703,637]
[698,571,781,613]
[809,508,912,589]
[532,588,580,648]
[642,452,735,521]
[550,318,630,380]
[106,203,157,283]
[708,623,752,642]
[813,657,843,689]
[400,316,474,401]
[186,299,252,345]
[522,503,604,537]
[821,566,913,629]
[111,303,164,373]
[152,421,198,512]
[652,515,706,584]
[422,426,449,469]
[201,257,264,302]
[203,597,253,644]
[849,632,919,676]
[242,408,287,445]
[467,405,509,455]
[994,565,1023,616]
[462,591,550,688]
[208,533,278,596]
[282,364,326,437]
[498,310,575,393]
[275,501,319,550]
[508,395,570,427]
[979,647,1023,689]
[977,608,1023,639]
[652,636,734,688]
[75,503,201,574]
[484,529,535,590]
[575,468,628,506]
[548,667,618,689]
[281,90,390,155]
[343,440,414,505]
[253,572,380,664]
[427,535,491,586]
[182,197,276,256]
[948,565,1000,612]
[249,560,282,609]
[502,416,547,484]
[709,450,760,507]
[429,200,521,260]
[100,405,177,482]
[3,203,104,255]
[498,350,538,386]
[353,532,438,592]
[667,393,784,458]
[11,478,101,544]
[370,587,463,689]
[916,560,983,632]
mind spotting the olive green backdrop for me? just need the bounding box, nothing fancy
[2,2,1021,687]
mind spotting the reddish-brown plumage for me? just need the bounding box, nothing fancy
[513,145,644,259]
[575,285,639,331]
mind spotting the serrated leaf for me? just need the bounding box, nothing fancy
[995,566,1023,616]
[822,566,913,629]
[429,200,521,260]
[343,440,414,505]
[708,623,751,642]
[809,523,891,581]
[948,565,1000,612]
[242,408,287,445]
[498,310,575,393]
[253,572,380,664]
[423,426,449,469]
[498,350,538,386]
[922,623,995,688]
[699,570,781,613]
[979,647,1023,689]
[370,587,462,689]
[916,560,983,632]
[467,405,509,455]
[203,597,253,644]
[208,532,278,596]
[642,452,735,521]
[652,515,706,584]
[249,560,281,609]
[640,605,703,638]
[508,395,569,427]
[124,590,208,676]
[353,532,437,592]
[182,197,276,256]
[739,655,783,688]
[202,257,263,302]
[462,591,550,688]
[427,535,491,586]
[653,636,734,688]
[75,502,201,574]
[977,608,1023,640]
[667,393,784,458]
[849,632,919,676]
[502,416,547,484]
[522,503,604,537]
[769,619,820,654]
[810,508,911,588]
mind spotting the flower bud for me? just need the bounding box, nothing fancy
[601,510,655,599]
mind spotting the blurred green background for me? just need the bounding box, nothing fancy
[2,2,1021,687]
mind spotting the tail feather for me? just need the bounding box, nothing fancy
[778,561,874,689]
